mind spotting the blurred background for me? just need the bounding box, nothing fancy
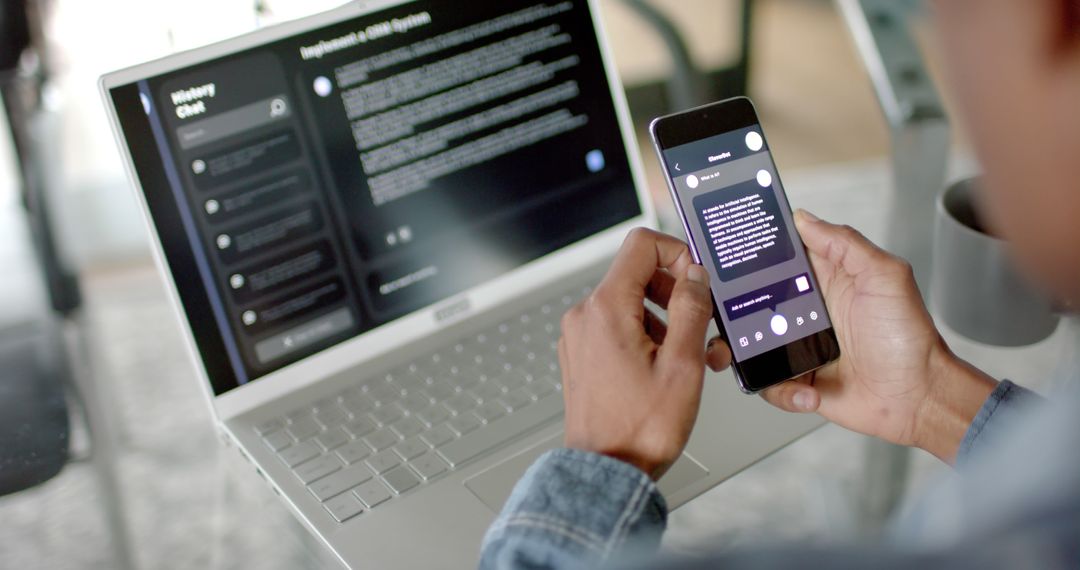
[0,0,1072,568]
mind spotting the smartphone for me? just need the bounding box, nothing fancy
[649,97,840,393]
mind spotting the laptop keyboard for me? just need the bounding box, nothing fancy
[254,284,592,523]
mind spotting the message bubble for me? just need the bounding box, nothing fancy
[239,277,346,336]
[215,202,323,264]
[227,240,336,304]
[723,273,814,321]
[191,129,301,191]
[203,168,313,224]
[693,180,795,282]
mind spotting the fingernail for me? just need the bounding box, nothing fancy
[797,209,820,223]
[687,265,708,284]
[793,390,813,411]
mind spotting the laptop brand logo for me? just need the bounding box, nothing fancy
[435,298,472,323]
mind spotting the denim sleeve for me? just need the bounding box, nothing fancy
[479,448,667,570]
[955,379,1040,465]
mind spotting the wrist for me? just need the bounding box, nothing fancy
[914,345,998,464]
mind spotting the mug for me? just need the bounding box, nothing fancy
[930,177,1059,346]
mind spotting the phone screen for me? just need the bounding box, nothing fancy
[656,115,833,369]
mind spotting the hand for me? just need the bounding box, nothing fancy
[559,228,732,480]
[753,211,996,463]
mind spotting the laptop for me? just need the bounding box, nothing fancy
[100,1,822,566]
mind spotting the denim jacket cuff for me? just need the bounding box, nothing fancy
[480,448,667,568]
[956,380,1040,466]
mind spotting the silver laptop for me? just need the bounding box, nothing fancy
[100,1,821,567]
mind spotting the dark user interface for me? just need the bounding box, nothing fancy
[662,126,830,361]
[110,1,640,391]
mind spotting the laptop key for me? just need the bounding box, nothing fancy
[366,450,401,475]
[364,429,399,452]
[287,417,322,441]
[438,395,563,468]
[394,436,429,461]
[308,463,373,502]
[343,417,376,438]
[315,405,349,428]
[524,381,554,400]
[342,394,376,415]
[315,427,350,451]
[422,382,454,402]
[371,405,403,427]
[420,424,455,448]
[255,418,285,435]
[353,479,392,509]
[399,392,430,413]
[410,453,448,481]
[367,383,402,406]
[499,389,534,412]
[336,440,372,465]
[417,404,450,427]
[471,381,503,402]
[263,430,293,452]
[499,373,526,392]
[447,413,481,437]
[391,417,424,439]
[475,401,507,424]
[294,454,342,485]
[279,441,320,467]
[444,393,478,415]
[324,493,364,523]
[382,466,420,495]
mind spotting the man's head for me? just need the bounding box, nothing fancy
[936,0,1080,301]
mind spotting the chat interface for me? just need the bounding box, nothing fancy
[663,127,830,361]
[112,0,640,389]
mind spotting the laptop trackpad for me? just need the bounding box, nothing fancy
[464,434,710,513]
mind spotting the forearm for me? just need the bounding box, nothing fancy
[479,448,667,570]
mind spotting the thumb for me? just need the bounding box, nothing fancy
[760,377,820,413]
[794,210,887,278]
[658,264,713,370]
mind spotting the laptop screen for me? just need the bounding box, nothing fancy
[107,0,641,394]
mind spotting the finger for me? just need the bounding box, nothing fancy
[645,270,676,310]
[600,228,695,301]
[643,308,668,345]
[794,210,890,279]
[657,265,713,371]
[759,377,820,413]
[705,337,732,372]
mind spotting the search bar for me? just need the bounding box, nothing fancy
[175,95,292,151]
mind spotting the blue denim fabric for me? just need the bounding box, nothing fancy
[955,380,1038,464]
[478,380,1071,570]
[479,448,666,570]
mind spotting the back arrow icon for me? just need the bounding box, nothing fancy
[675,163,681,171]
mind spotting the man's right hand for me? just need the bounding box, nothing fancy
[738,210,997,464]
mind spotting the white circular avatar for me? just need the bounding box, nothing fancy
[192,159,206,175]
[230,274,245,290]
[686,174,699,189]
[242,310,257,326]
[313,76,333,97]
[745,131,763,152]
[771,314,789,336]
[756,169,772,188]
[204,199,220,215]
[216,234,231,250]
